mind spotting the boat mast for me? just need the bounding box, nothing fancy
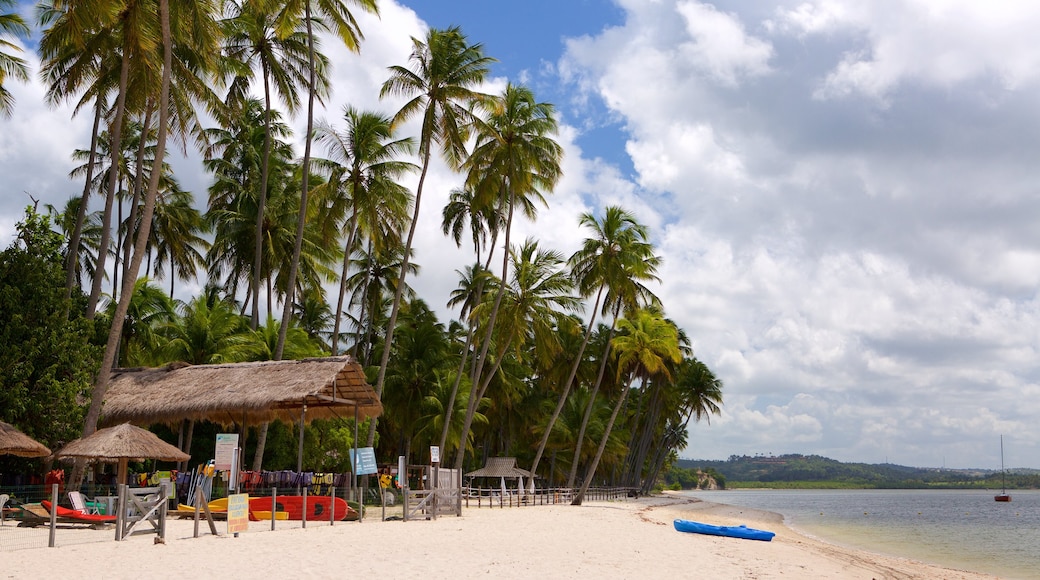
[1000,434,1006,493]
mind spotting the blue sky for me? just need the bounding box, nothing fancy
[4,1,1040,470]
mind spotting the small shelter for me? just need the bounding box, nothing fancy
[465,457,533,494]
[53,423,189,485]
[100,356,382,426]
[0,421,51,457]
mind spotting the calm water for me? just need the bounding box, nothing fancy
[681,489,1040,579]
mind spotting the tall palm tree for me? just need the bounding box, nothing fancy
[458,239,578,467]
[79,0,221,481]
[528,206,658,487]
[204,98,293,306]
[0,0,29,117]
[273,0,377,362]
[453,83,563,470]
[36,0,118,301]
[312,106,415,354]
[639,357,723,494]
[221,0,318,330]
[572,308,681,505]
[373,26,493,449]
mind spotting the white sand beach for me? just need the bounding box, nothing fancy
[0,494,998,579]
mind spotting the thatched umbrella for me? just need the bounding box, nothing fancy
[0,421,51,457]
[54,423,189,485]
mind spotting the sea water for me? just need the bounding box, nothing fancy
[681,489,1040,579]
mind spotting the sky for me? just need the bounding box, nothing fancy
[3,0,1040,470]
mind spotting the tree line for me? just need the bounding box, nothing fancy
[0,0,724,501]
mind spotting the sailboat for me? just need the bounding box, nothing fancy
[994,435,1011,502]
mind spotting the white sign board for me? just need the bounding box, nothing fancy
[214,434,239,470]
[430,445,440,464]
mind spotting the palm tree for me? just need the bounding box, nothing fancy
[454,83,563,470]
[149,186,209,297]
[0,0,29,117]
[47,196,103,292]
[220,0,317,330]
[639,357,723,494]
[568,211,660,488]
[161,294,252,365]
[273,0,377,363]
[312,106,415,354]
[373,26,493,449]
[380,299,449,464]
[458,239,578,468]
[572,308,681,505]
[79,0,220,479]
[343,240,418,365]
[204,98,294,307]
[99,277,176,367]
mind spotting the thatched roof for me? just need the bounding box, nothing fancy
[0,421,51,457]
[465,457,532,478]
[54,423,189,463]
[101,356,382,427]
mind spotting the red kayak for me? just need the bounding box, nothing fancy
[41,500,117,523]
[247,496,357,521]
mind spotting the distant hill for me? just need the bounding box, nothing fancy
[673,454,1040,489]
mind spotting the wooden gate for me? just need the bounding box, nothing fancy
[115,483,169,541]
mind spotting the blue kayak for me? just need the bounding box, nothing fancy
[673,519,775,541]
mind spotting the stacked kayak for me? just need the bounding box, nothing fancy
[673,519,775,541]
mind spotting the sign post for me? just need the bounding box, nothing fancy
[430,446,440,519]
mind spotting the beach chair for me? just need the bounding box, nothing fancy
[0,493,9,525]
[68,490,100,514]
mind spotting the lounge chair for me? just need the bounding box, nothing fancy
[68,490,101,514]
[40,501,117,524]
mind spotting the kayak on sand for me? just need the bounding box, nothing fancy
[673,518,775,541]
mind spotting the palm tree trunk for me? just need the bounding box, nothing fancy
[367,145,433,448]
[566,309,620,488]
[77,0,174,486]
[86,41,132,319]
[527,285,603,487]
[122,106,153,288]
[251,66,275,331]
[65,99,104,305]
[437,318,475,454]
[261,0,317,470]
[572,377,636,506]
[331,215,359,354]
[453,187,515,470]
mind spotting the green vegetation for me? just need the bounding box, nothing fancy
[1,7,728,496]
[674,454,1040,490]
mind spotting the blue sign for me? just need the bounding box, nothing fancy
[349,447,378,475]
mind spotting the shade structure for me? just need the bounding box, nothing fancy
[0,421,51,457]
[54,423,189,485]
[465,457,532,479]
[100,356,382,427]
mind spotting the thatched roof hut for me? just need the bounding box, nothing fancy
[465,457,532,479]
[54,423,189,485]
[0,421,51,457]
[101,356,381,427]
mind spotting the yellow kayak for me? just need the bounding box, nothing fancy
[178,497,230,513]
[250,510,289,521]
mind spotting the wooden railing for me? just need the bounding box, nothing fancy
[462,486,637,508]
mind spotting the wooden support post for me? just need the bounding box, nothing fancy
[48,484,57,547]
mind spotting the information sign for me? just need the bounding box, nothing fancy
[227,493,250,535]
[214,434,238,470]
[349,447,378,475]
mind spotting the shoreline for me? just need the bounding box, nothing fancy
[0,494,999,579]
